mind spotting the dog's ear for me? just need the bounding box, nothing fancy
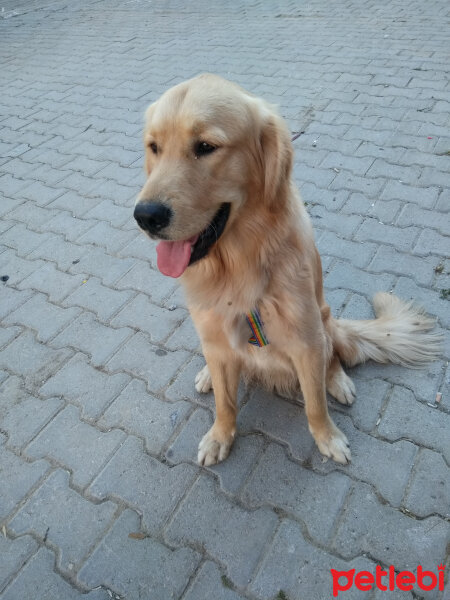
[257,101,293,206]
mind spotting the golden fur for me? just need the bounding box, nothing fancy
[137,74,441,466]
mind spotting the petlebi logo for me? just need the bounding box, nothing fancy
[330,564,446,597]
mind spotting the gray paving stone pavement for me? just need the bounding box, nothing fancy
[0,0,449,599]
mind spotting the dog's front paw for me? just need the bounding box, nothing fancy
[198,425,235,466]
[311,422,351,464]
[195,364,213,393]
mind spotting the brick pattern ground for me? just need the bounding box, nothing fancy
[0,1,449,599]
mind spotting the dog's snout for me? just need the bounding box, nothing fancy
[134,202,172,233]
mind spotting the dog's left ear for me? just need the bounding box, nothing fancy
[257,101,293,207]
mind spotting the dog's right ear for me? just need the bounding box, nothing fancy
[254,99,293,207]
[143,102,156,176]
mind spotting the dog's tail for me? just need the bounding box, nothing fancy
[331,292,442,368]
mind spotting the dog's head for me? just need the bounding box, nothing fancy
[135,74,292,278]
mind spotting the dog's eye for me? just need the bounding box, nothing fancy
[194,141,217,158]
[149,142,158,155]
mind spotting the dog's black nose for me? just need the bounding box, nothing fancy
[134,202,172,233]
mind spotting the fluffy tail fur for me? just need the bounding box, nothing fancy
[331,292,442,368]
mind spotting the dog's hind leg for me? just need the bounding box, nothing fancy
[195,364,213,393]
[326,354,356,406]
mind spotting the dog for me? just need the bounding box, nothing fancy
[134,74,441,467]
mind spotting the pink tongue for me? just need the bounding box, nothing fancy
[156,235,198,278]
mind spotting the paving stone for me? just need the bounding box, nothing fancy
[14,180,64,207]
[335,375,390,432]
[0,376,62,450]
[18,262,85,303]
[98,378,191,454]
[404,449,449,518]
[366,158,419,184]
[94,163,136,187]
[317,231,376,268]
[165,314,201,351]
[378,385,449,462]
[340,293,373,319]
[373,588,414,600]
[78,509,200,600]
[320,151,374,176]
[312,413,417,506]
[0,197,24,218]
[4,292,81,342]
[111,293,186,343]
[27,235,86,270]
[360,353,445,400]
[88,436,197,532]
[39,353,130,420]
[164,354,215,407]
[62,277,134,321]
[0,330,72,388]
[84,199,134,229]
[9,469,117,574]
[69,245,135,286]
[342,192,402,223]
[114,260,178,303]
[5,201,60,229]
[242,443,351,544]
[163,283,189,310]
[0,223,47,257]
[0,249,46,287]
[325,261,395,298]
[0,249,44,288]
[310,205,363,237]
[87,180,136,208]
[105,332,189,392]
[165,474,278,587]
[118,232,157,262]
[0,221,14,235]
[333,483,449,574]
[45,210,97,241]
[329,170,385,197]
[0,174,34,198]
[435,189,449,213]
[0,445,49,520]
[184,561,247,600]
[369,245,439,287]
[238,389,315,462]
[381,181,439,208]
[0,535,38,594]
[48,190,98,218]
[51,312,133,367]
[1,547,110,600]
[397,203,447,235]
[250,519,375,600]
[0,326,21,349]
[355,219,419,252]
[414,228,449,257]
[325,288,349,317]
[78,221,137,254]
[26,405,125,488]
[166,407,264,494]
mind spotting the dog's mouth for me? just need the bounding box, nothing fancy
[156,202,231,278]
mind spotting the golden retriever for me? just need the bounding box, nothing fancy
[135,74,441,467]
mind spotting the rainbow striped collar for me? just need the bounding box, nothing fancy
[246,309,269,347]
